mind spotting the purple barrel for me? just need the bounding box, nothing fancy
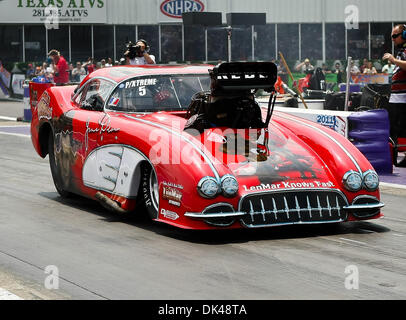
[348,109,392,174]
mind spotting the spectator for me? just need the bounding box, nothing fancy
[347,60,360,76]
[48,49,69,85]
[72,62,86,82]
[125,39,156,65]
[383,24,406,166]
[105,58,113,67]
[332,62,344,84]
[38,62,53,81]
[322,63,331,75]
[68,63,74,82]
[26,63,35,79]
[83,57,95,74]
[363,61,377,74]
[101,59,106,68]
[382,60,396,75]
[295,58,314,74]
[276,59,288,84]
[360,58,369,73]
[35,66,41,77]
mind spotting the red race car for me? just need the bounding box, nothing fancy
[30,62,384,230]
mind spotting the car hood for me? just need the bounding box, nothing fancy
[138,112,339,194]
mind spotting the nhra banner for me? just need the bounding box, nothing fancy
[0,0,107,24]
[158,0,207,22]
[351,74,389,84]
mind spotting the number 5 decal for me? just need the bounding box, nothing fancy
[139,86,146,96]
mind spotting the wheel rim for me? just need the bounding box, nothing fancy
[149,169,159,212]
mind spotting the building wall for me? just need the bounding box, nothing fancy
[106,0,406,24]
[0,0,404,63]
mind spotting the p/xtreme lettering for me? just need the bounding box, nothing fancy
[158,304,192,318]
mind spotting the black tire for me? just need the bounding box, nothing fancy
[48,133,71,198]
[140,162,159,220]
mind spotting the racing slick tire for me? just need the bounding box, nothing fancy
[48,133,71,198]
[140,163,159,220]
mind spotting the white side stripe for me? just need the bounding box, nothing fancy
[123,114,221,182]
[276,113,363,174]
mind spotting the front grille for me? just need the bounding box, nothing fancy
[203,204,236,227]
[239,190,348,228]
[350,196,381,218]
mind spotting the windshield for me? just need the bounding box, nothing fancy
[106,74,210,112]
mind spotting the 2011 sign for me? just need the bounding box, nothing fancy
[160,0,204,19]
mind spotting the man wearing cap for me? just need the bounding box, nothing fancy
[383,24,406,166]
[48,49,69,85]
[124,40,156,65]
[295,58,315,74]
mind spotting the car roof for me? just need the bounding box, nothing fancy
[81,64,214,84]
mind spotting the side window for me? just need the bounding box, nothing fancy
[74,79,115,111]
[105,75,210,113]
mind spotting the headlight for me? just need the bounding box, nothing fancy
[343,170,362,192]
[363,170,379,191]
[197,177,220,198]
[221,175,239,197]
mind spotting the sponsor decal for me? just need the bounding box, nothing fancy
[161,208,180,220]
[37,91,52,120]
[124,78,157,89]
[108,96,120,107]
[162,186,183,207]
[85,114,120,151]
[31,89,38,108]
[162,181,184,190]
[160,0,204,19]
[316,115,347,136]
[243,180,336,192]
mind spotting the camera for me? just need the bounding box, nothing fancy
[124,42,144,60]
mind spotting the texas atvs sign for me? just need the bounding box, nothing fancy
[0,0,107,24]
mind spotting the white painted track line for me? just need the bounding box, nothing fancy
[380,182,406,190]
[0,131,30,138]
[0,288,23,300]
[0,116,18,121]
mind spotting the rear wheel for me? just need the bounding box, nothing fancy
[48,133,70,198]
[140,163,159,220]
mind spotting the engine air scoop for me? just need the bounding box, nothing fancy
[210,62,278,95]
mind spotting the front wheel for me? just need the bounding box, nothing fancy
[140,163,159,220]
[48,133,70,198]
